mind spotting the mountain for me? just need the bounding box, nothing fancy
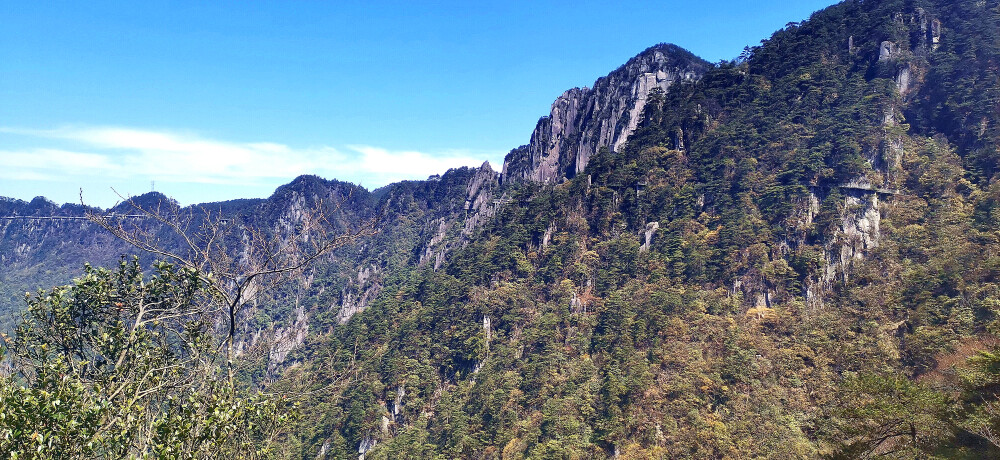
[5,0,1000,457]
[0,41,698,334]
[501,44,710,185]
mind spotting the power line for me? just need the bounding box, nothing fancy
[0,214,151,221]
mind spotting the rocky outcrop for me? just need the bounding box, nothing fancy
[807,5,947,297]
[461,162,500,236]
[879,40,900,61]
[336,264,382,324]
[418,219,450,270]
[358,437,377,460]
[269,302,309,371]
[640,222,659,253]
[501,44,709,185]
[913,7,943,53]
[405,163,501,271]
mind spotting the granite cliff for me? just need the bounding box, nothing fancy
[0,42,712,334]
[6,1,1000,455]
[501,44,710,185]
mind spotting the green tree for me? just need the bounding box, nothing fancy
[826,373,952,458]
[958,348,1000,449]
[0,259,293,459]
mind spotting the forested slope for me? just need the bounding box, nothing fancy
[4,0,1000,458]
[277,0,1000,457]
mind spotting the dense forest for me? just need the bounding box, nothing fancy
[4,0,1000,458]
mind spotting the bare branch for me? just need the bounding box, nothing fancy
[85,187,377,383]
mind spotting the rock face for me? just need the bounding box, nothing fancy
[501,44,710,185]
[879,40,899,61]
[336,265,381,324]
[407,162,501,271]
[462,162,500,236]
[269,302,309,372]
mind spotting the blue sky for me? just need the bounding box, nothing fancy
[1,0,838,208]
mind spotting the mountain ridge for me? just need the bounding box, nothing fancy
[6,0,1000,456]
[0,40,705,328]
[501,43,710,185]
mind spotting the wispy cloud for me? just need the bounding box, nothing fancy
[0,126,501,189]
[348,144,493,185]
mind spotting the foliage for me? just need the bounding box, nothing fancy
[6,0,1000,458]
[271,0,1000,458]
[826,373,953,458]
[0,259,294,459]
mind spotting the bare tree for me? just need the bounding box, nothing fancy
[85,189,376,381]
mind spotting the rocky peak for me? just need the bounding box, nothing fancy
[501,44,710,185]
[465,162,498,211]
[462,161,500,236]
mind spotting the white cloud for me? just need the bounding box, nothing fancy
[0,148,124,179]
[0,125,503,190]
[347,144,490,185]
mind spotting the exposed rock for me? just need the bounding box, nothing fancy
[473,315,493,376]
[879,40,899,61]
[896,65,911,95]
[840,192,881,256]
[931,18,942,50]
[502,44,709,185]
[358,437,376,460]
[393,384,406,418]
[815,189,882,288]
[419,219,450,269]
[462,162,500,237]
[640,221,659,252]
[316,440,330,459]
[806,190,821,228]
[336,265,381,324]
[233,327,263,358]
[269,302,309,372]
[541,222,556,248]
[805,277,823,311]
[483,315,492,349]
[673,127,685,151]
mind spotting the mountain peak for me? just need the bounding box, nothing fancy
[629,43,704,67]
[501,44,710,185]
[110,191,175,213]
